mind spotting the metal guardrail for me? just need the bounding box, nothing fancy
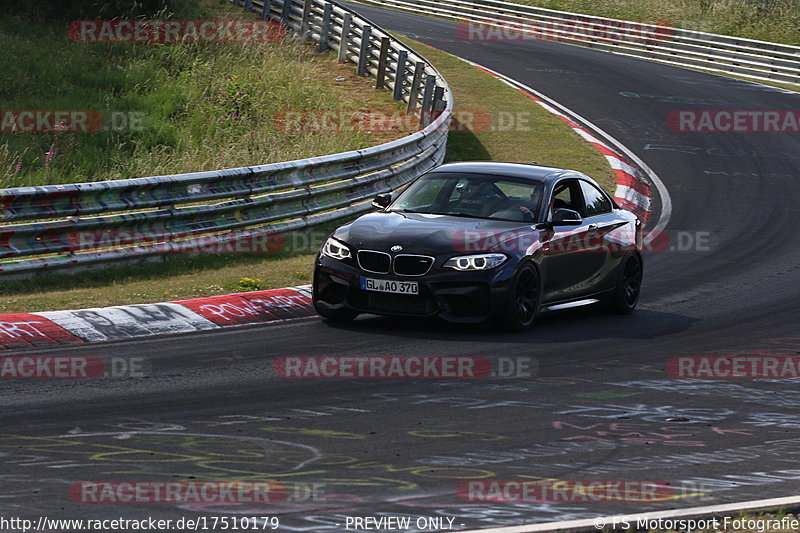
[355,0,800,85]
[0,0,452,275]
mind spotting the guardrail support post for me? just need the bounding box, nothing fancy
[300,0,313,37]
[432,86,445,107]
[375,37,391,89]
[281,0,292,25]
[319,3,333,51]
[432,86,446,123]
[393,50,408,100]
[261,0,272,20]
[419,75,435,127]
[357,25,372,76]
[407,61,424,112]
[338,13,352,63]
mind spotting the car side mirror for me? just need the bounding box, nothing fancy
[372,193,392,209]
[551,208,582,226]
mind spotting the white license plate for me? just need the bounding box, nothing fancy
[361,277,419,295]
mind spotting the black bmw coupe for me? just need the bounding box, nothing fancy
[313,162,643,330]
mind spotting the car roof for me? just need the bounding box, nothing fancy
[428,161,579,184]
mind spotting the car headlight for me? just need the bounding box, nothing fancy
[321,237,352,261]
[444,253,507,271]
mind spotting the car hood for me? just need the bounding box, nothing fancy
[333,211,535,255]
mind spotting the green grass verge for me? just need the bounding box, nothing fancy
[0,253,316,313]
[0,27,618,314]
[0,0,403,188]
[501,0,800,46]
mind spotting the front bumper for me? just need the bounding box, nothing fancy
[313,254,517,323]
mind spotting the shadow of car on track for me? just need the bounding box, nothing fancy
[315,305,698,345]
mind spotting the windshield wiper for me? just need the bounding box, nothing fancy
[423,211,485,219]
[390,208,430,214]
[392,209,490,219]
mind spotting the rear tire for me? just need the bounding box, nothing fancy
[494,264,540,331]
[610,252,642,314]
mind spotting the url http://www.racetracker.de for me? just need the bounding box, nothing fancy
[0,516,281,532]
[0,515,467,532]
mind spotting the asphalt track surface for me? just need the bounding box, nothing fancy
[3,5,800,531]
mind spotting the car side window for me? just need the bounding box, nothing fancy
[551,179,585,217]
[580,180,612,217]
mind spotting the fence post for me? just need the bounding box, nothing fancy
[407,61,424,112]
[430,86,447,133]
[300,0,313,37]
[375,37,391,89]
[281,0,293,25]
[432,86,446,119]
[244,0,253,11]
[319,3,333,51]
[338,13,352,63]
[357,25,372,76]
[392,50,408,100]
[419,75,436,127]
[261,0,272,20]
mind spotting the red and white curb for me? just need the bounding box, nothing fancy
[0,285,314,349]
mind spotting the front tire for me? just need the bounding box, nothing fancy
[494,264,540,331]
[610,252,643,314]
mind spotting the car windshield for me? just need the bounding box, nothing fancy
[389,172,546,222]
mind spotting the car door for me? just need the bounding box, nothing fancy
[578,179,621,293]
[540,178,604,302]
